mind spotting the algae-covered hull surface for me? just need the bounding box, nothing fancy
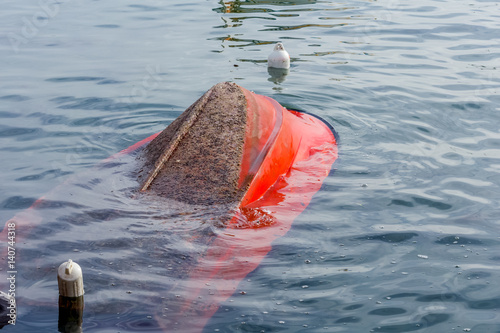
[138,82,248,206]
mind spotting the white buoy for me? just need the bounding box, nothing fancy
[57,259,84,297]
[268,42,290,69]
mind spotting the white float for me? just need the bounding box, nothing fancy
[57,259,84,297]
[268,42,290,69]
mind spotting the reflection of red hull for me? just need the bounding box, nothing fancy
[1,85,337,331]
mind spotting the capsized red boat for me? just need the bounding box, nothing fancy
[0,82,338,331]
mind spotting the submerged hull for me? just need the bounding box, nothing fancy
[1,82,337,332]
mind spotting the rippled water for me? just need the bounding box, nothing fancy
[1,0,500,332]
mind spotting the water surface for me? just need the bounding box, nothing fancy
[1,0,500,332]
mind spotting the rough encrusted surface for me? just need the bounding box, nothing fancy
[138,82,248,205]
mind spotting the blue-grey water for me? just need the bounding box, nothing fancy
[1,0,500,332]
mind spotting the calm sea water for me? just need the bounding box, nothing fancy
[1,0,500,332]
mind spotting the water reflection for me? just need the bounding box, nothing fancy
[260,23,345,31]
[58,296,84,333]
[212,0,352,49]
[214,0,321,14]
[267,67,289,83]
[208,35,274,47]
